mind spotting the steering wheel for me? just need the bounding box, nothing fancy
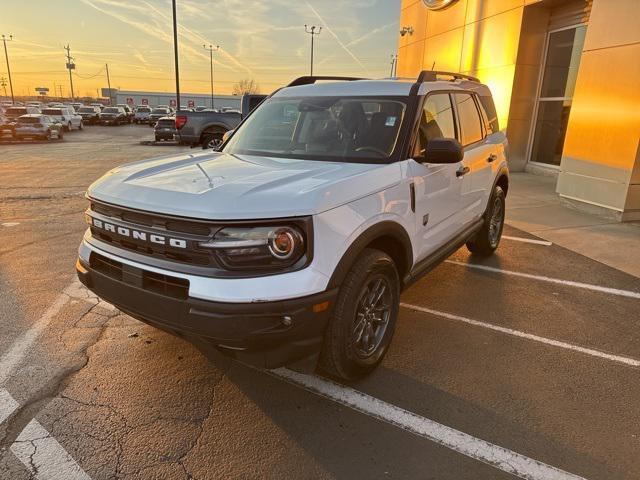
[355,146,388,157]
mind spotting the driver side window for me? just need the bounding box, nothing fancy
[414,93,456,157]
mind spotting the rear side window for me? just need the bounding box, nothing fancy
[455,93,483,146]
[414,93,456,157]
[478,95,499,133]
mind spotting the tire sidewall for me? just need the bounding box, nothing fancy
[487,186,506,249]
[333,251,400,377]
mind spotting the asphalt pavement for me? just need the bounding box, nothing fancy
[1,125,639,480]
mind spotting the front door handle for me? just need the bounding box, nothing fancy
[487,153,497,163]
[456,166,470,177]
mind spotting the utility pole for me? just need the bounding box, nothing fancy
[304,25,322,76]
[1,34,15,103]
[171,0,181,110]
[390,54,398,78]
[105,63,112,105]
[0,76,7,99]
[202,44,219,109]
[64,44,75,100]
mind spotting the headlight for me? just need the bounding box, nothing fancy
[199,225,306,271]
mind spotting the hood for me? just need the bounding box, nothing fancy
[87,151,401,220]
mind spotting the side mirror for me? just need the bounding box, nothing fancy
[420,138,463,164]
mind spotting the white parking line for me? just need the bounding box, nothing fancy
[400,304,640,368]
[269,368,585,480]
[1,222,20,227]
[11,419,91,480]
[0,292,70,386]
[445,260,640,300]
[502,235,552,246]
[0,388,19,425]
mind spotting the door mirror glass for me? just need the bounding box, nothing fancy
[420,138,463,164]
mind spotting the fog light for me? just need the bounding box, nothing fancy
[282,316,292,326]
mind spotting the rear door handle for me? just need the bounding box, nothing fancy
[487,153,497,163]
[456,166,470,177]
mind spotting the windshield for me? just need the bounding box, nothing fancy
[151,108,169,114]
[102,107,120,113]
[42,109,62,115]
[79,107,95,113]
[137,107,151,113]
[223,96,407,163]
[7,108,27,115]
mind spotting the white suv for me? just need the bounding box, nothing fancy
[76,72,508,380]
[41,106,83,131]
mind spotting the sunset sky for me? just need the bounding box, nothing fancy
[1,0,401,98]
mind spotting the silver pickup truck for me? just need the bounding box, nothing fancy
[176,94,266,147]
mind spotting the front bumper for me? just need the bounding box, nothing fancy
[76,255,337,368]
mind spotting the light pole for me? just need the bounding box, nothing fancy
[304,25,322,76]
[1,34,15,104]
[202,44,219,109]
[171,0,181,110]
[64,44,75,100]
[390,54,398,78]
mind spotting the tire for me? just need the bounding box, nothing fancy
[78,121,83,131]
[201,130,224,149]
[155,136,161,142]
[57,130,64,140]
[466,185,506,256]
[319,248,400,380]
[65,123,71,132]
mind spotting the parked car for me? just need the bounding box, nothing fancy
[99,106,128,125]
[154,117,177,142]
[148,107,172,127]
[77,105,102,125]
[5,106,41,121]
[41,107,83,131]
[70,102,84,112]
[176,94,265,147]
[133,106,152,124]
[117,104,134,123]
[0,111,15,138]
[90,103,105,111]
[13,114,64,141]
[76,72,508,380]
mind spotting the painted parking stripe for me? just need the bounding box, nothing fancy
[11,419,91,480]
[269,368,585,480]
[401,303,640,368]
[0,292,70,386]
[502,235,552,246]
[445,260,640,300]
[0,388,19,425]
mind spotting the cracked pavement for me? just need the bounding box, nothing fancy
[1,126,639,479]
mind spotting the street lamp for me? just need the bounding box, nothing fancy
[304,25,322,76]
[171,0,181,110]
[1,34,15,104]
[202,44,220,109]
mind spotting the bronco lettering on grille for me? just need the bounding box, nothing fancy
[91,218,187,249]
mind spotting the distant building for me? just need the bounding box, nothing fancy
[398,0,640,221]
[101,88,241,110]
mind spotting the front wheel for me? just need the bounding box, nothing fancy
[319,249,400,380]
[78,121,83,130]
[466,185,506,256]
[201,131,224,149]
[65,122,71,132]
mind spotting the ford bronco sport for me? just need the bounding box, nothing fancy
[77,72,509,380]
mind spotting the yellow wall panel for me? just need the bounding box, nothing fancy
[423,28,465,72]
[426,0,468,38]
[584,0,640,51]
[397,42,425,79]
[399,1,428,48]
[465,0,524,22]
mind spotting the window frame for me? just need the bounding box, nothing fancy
[412,90,459,158]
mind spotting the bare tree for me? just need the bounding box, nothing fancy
[233,79,260,95]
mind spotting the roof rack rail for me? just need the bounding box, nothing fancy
[286,76,366,87]
[415,70,480,83]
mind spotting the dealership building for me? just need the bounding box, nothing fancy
[398,0,639,220]
[101,88,240,111]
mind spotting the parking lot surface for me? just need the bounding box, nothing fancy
[1,126,639,479]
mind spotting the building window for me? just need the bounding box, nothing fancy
[530,25,587,166]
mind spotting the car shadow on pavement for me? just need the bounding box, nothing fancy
[225,361,619,480]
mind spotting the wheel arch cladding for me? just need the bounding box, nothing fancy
[495,171,509,195]
[328,221,413,290]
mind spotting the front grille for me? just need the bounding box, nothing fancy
[89,201,216,266]
[90,252,189,300]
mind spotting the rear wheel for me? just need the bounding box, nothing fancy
[78,121,83,131]
[319,249,400,380]
[65,122,71,132]
[466,185,505,256]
